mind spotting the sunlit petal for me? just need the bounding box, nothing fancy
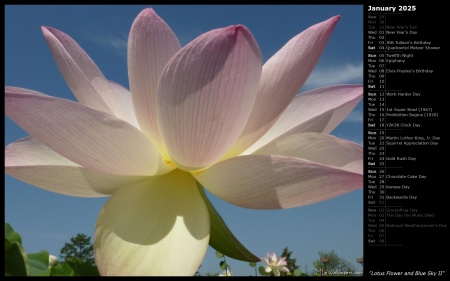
[5,87,173,176]
[195,155,362,210]
[42,26,118,115]
[128,8,181,155]
[5,136,148,197]
[106,81,140,128]
[157,25,262,171]
[253,132,363,174]
[244,85,362,154]
[228,16,340,157]
[95,170,210,276]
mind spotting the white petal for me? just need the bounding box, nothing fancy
[194,155,362,210]
[128,8,181,155]
[94,170,210,276]
[157,25,262,171]
[5,87,173,176]
[5,136,148,197]
[106,81,140,129]
[229,16,340,156]
[244,85,363,154]
[261,257,270,265]
[253,133,363,174]
[42,26,139,127]
[42,27,118,115]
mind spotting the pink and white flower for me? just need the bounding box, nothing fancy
[261,252,290,276]
[5,8,363,276]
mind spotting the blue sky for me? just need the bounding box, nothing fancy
[5,5,363,276]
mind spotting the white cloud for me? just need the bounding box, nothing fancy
[304,62,363,89]
[90,34,128,56]
[81,29,128,58]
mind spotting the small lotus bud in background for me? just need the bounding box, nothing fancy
[49,255,58,267]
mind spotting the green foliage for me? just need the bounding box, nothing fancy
[5,223,31,276]
[5,223,22,244]
[49,261,99,276]
[248,261,258,276]
[5,237,29,276]
[59,233,95,264]
[67,261,100,276]
[312,250,356,276]
[4,222,99,276]
[50,262,77,276]
[293,268,302,276]
[258,265,266,276]
[280,246,300,276]
[215,250,233,276]
[28,251,52,276]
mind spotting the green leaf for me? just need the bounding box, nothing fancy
[28,251,51,276]
[197,183,259,262]
[50,262,76,276]
[258,266,267,276]
[5,222,22,245]
[249,262,257,267]
[215,251,224,258]
[293,268,302,276]
[4,238,29,276]
[67,261,100,276]
[220,261,227,270]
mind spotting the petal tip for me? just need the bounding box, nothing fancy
[41,26,62,39]
[142,7,155,14]
[41,26,51,34]
[222,24,252,38]
[322,15,340,28]
[137,7,158,19]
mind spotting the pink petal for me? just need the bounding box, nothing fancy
[227,16,340,156]
[244,85,363,154]
[128,8,181,156]
[42,26,117,115]
[5,87,173,176]
[157,25,262,171]
[5,136,148,197]
[253,132,363,174]
[194,155,362,210]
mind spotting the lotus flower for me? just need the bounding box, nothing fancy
[48,255,58,268]
[261,252,290,276]
[5,8,363,276]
